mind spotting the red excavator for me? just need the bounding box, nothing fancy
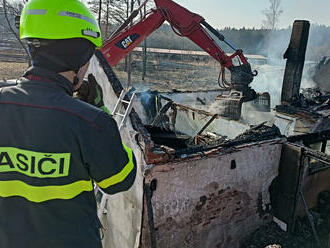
[100,0,259,119]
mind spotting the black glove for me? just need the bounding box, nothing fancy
[76,74,111,115]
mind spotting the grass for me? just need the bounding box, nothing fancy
[113,59,222,92]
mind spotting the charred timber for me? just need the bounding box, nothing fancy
[281,20,310,105]
[287,129,330,146]
[161,95,220,118]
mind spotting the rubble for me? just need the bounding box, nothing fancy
[226,123,281,146]
[243,190,330,248]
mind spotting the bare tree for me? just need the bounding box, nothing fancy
[1,0,29,61]
[88,0,153,82]
[88,0,127,39]
[262,0,283,30]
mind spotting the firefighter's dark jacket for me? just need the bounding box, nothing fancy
[0,67,137,248]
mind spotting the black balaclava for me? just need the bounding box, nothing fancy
[28,38,96,73]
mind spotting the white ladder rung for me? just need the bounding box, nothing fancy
[112,90,136,130]
[112,90,127,116]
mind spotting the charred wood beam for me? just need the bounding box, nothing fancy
[281,20,310,105]
[304,149,330,166]
[144,183,157,248]
[194,114,217,145]
[196,115,218,136]
[321,140,327,153]
[161,95,219,118]
[95,50,123,96]
[288,129,330,145]
[275,105,322,119]
[151,101,173,127]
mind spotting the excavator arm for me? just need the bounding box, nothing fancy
[101,0,257,90]
[101,0,259,121]
[101,7,165,67]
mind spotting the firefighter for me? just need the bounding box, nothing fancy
[0,0,136,247]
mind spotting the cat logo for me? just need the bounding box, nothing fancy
[115,33,140,50]
[122,36,133,48]
[0,147,71,178]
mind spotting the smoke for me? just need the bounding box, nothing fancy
[239,28,317,126]
[250,26,318,108]
[310,57,330,92]
[253,24,330,96]
[250,64,284,108]
[259,30,291,62]
[306,25,330,62]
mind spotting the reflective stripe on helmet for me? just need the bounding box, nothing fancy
[58,11,97,25]
[0,179,93,203]
[26,9,47,15]
[82,29,100,38]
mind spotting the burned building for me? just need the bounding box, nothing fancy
[89,52,284,248]
[85,20,330,248]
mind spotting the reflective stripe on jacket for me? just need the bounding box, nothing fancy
[0,67,136,248]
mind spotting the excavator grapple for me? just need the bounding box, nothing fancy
[214,63,258,120]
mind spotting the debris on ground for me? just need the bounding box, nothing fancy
[242,191,330,248]
[225,122,282,147]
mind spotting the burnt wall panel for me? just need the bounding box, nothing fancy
[143,141,282,248]
[271,143,303,230]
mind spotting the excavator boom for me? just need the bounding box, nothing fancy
[102,9,165,67]
[101,0,251,72]
[100,0,259,120]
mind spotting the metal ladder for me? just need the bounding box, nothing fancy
[96,89,136,218]
[112,90,136,130]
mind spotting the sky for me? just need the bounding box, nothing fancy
[176,0,330,29]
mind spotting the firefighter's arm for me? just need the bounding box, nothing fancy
[83,111,136,194]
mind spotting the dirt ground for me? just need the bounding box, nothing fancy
[0,61,28,80]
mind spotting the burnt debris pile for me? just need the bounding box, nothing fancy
[242,191,330,248]
[145,125,191,150]
[146,121,281,158]
[276,87,330,119]
[225,123,282,147]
